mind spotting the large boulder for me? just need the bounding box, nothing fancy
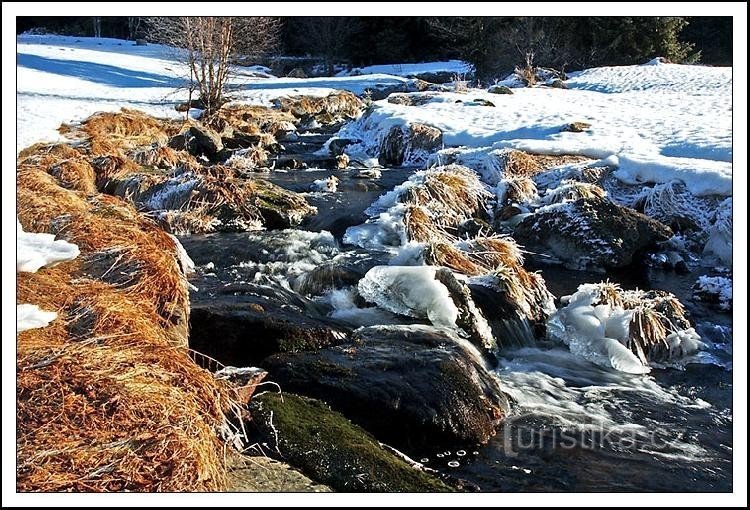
[378,123,443,166]
[249,393,453,492]
[189,297,349,367]
[514,197,672,270]
[263,325,510,449]
[187,125,223,157]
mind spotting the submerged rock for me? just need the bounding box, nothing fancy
[263,325,510,449]
[249,393,452,492]
[514,197,672,270]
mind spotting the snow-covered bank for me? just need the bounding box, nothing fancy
[338,60,732,198]
[338,60,471,78]
[16,34,409,152]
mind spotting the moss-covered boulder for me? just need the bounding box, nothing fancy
[263,325,509,450]
[250,393,453,492]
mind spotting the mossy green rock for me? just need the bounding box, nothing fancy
[250,393,453,492]
[263,325,509,450]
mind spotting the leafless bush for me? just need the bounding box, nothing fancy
[147,17,280,117]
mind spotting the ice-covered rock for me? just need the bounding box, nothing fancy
[514,197,672,270]
[693,275,732,311]
[548,282,703,373]
[358,265,458,328]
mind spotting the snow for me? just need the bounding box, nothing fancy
[17,219,80,334]
[694,276,733,310]
[703,198,733,267]
[16,34,410,152]
[17,219,79,273]
[337,61,732,197]
[311,175,339,192]
[358,265,458,328]
[339,60,471,78]
[17,304,58,333]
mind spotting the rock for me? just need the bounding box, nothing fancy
[188,125,223,157]
[514,197,673,270]
[457,218,492,239]
[175,98,205,113]
[563,122,591,132]
[497,205,524,221]
[488,85,513,95]
[328,137,358,156]
[214,366,267,405]
[433,268,498,363]
[249,393,453,492]
[387,93,437,106]
[263,325,510,449]
[135,38,147,46]
[167,133,193,152]
[252,178,317,228]
[378,123,443,166]
[226,454,331,492]
[287,67,308,78]
[549,79,569,89]
[189,298,349,367]
[408,70,458,84]
[473,98,496,107]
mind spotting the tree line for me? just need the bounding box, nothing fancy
[17,16,732,79]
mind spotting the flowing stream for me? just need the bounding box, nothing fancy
[180,130,732,493]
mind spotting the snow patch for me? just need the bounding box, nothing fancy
[17,304,58,333]
[17,219,80,273]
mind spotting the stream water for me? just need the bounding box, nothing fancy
[181,142,732,492]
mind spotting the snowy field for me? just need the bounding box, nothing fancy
[18,35,732,200]
[16,34,413,152]
[339,60,732,197]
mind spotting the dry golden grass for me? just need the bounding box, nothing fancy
[18,143,97,195]
[17,169,91,232]
[500,150,589,178]
[74,109,182,156]
[503,177,538,204]
[91,154,144,191]
[131,146,200,171]
[17,337,233,492]
[403,165,491,228]
[423,241,485,276]
[212,104,295,138]
[275,91,363,121]
[585,283,693,364]
[404,205,444,243]
[470,236,525,270]
[16,162,237,492]
[227,147,269,171]
[543,180,606,204]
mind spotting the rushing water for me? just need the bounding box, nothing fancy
[181,165,732,493]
